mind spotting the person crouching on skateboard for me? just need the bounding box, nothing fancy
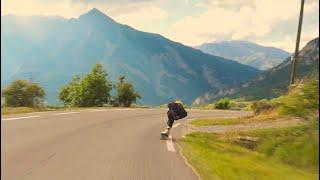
[161,100,188,137]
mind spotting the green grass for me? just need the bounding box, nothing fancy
[192,98,253,111]
[274,79,319,117]
[179,121,319,180]
[191,113,278,126]
[1,105,152,115]
[191,117,250,126]
[0,106,82,115]
[240,120,319,172]
[1,107,50,115]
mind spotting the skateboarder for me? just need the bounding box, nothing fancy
[161,100,187,139]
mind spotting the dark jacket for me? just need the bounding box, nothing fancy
[167,102,188,120]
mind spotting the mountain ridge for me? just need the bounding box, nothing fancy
[193,37,319,105]
[1,8,260,105]
[196,40,290,70]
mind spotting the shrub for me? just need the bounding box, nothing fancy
[214,98,231,109]
[2,79,45,107]
[113,76,141,107]
[276,78,319,117]
[251,99,275,115]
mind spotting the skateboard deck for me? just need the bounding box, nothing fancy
[160,133,169,140]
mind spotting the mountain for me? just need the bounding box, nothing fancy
[1,8,259,105]
[193,37,319,105]
[196,40,290,70]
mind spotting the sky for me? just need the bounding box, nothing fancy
[1,0,319,52]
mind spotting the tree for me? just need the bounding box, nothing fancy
[59,75,82,106]
[214,97,231,109]
[113,76,141,107]
[2,79,45,107]
[58,63,112,107]
[79,63,112,106]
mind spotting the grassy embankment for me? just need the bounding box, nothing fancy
[179,120,319,180]
[179,78,319,180]
[192,98,252,111]
[191,111,278,126]
[1,104,151,115]
[1,106,81,115]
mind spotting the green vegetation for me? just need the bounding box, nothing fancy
[179,121,319,180]
[241,120,319,172]
[59,63,112,107]
[58,75,83,107]
[59,63,141,107]
[1,80,45,107]
[192,103,216,110]
[214,97,231,109]
[247,77,319,117]
[251,99,276,115]
[112,76,141,107]
[183,78,319,179]
[191,78,319,127]
[274,78,319,117]
[191,113,278,126]
[191,117,250,126]
[1,105,68,115]
[129,104,149,108]
[229,99,253,111]
[1,64,142,111]
[1,107,47,115]
[193,98,252,111]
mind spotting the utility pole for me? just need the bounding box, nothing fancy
[290,0,305,85]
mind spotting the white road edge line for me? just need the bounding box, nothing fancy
[166,136,176,152]
[55,112,80,115]
[172,123,181,128]
[2,115,41,121]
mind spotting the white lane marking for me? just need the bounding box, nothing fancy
[172,123,181,128]
[114,108,132,111]
[2,115,41,121]
[88,109,106,112]
[55,112,80,115]
[166,136,176,152]
[28,112,47,114]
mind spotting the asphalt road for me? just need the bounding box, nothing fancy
[1,108,251,180]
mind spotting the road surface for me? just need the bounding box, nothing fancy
[1,108,250,180]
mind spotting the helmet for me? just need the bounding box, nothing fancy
[174,100,182,104]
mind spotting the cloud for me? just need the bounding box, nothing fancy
[76,0,168,31]
[1,0,90,17]
[165,0,319,51]
[114,6,168,29]
[196,0,256,10]
[1,0,318,51]
[71,0,155,3]
[1,0,165,17]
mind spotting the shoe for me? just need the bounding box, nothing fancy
[161,127,171,135]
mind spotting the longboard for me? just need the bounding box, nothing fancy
[160,133,169,140]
